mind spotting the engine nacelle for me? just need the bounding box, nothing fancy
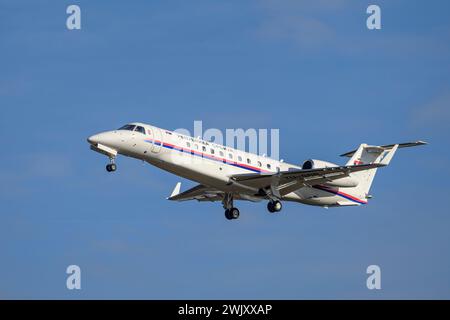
[302,159,359,188]
[302,159,338,170]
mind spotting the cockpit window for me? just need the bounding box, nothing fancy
[135,126,146,134]
[118,124,136,131]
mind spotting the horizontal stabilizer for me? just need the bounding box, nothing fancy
[340,141,427,158]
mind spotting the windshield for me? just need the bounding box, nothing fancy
[118,124,136,131]
[135,126,145,134]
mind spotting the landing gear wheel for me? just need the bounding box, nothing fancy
[225,208,240,220]
[273,200,282,212]
[225,209,232,220]
[230,207,240,219]
[106,163,117,172]
[267,200,282,213]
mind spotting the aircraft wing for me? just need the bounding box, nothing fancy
[167,183,223,202]
[229,163,387,197]
[167,183,263,203]
[229,144,400,197]
[231,163,384,183]
[167,163,386,202]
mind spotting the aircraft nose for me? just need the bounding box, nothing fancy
[87,134,100,145]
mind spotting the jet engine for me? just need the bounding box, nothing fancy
[302,159,338,170]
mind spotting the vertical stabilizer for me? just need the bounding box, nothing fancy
[340,141,425,201]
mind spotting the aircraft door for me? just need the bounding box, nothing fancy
[151,128,163,153]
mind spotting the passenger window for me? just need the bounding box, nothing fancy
[257,161,262,167]
[211,149,215,155]
[202,146,206,152]
[195,144,199,150]
[186,142,191,148]
[219,151,224,157]
[238,156,243,162]
[228,153,233,159]
[267,163,271,169]
[247,158,251,164]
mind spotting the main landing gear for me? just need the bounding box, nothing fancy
[267,200,282,213]
[225,208,240,220]
[106,158,117,172]
[223,193,239,220]
[221,194,283,220]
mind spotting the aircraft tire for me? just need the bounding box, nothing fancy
[106,164,117,172]
[230,208,240,219]
[273,200,282,212]
[225,209,233,220]
[268,201,282,213]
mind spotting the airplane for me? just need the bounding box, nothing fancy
[87,122,426,220]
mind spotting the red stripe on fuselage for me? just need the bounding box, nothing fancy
[144,139,271,173]
[314,185,367,204]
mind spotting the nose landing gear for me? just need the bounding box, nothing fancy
[106,158,117,172]
[106,164,116,172]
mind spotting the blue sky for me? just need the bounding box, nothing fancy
[1,0,449,299]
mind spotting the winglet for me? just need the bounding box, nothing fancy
[379,144,399,166]
[167,182,181,200]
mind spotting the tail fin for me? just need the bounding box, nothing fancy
[341,141,426,200]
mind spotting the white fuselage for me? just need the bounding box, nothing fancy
[87,122,366,207]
